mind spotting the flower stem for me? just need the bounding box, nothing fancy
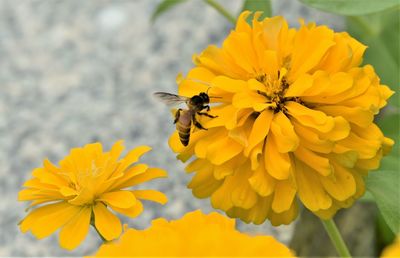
[91,221,107,243]
[321,218,352,258]
[203,0,236,24]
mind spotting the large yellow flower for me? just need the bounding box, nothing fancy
[93,210,295,257]
[19,141,168,250]
[169,12,394,225]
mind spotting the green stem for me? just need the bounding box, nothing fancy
[321,219,352,258]
[203,0,236,24]
[91,220,107,243]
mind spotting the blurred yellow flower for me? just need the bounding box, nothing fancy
[381,237,400,258]
[92,210,295,257]
[19,141,167,250]
[169,12,394,225]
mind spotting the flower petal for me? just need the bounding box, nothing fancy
[111,200,144,218]
[207,137,243,165]
[244,110,274,156]
[286,101,334,133]
[295,159,332,211]
[264,134,291,180]
[59,206,91,250]
[294,145,333,176]
[270,112,299,153]
[248,159,276,197]
[131,190,168,205]
[320,163,356,201]
[93,202,122,241]
[30,203,80,239]
[272,180,296,213]
[115,168,168,189]
[20,201,68,233]
[99,191,136,209]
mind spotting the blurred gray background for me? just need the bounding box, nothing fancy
[0,0,344,256]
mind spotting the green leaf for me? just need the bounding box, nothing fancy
[241,0,272,21]
[366,169,400,234]
[151,0,187,22]
[346,8,400,107]
[377,212,396,245]
[366,111,400,234]
[300,0,399,16]
[377,113,400,144]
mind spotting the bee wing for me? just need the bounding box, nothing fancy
[153,92,189,106]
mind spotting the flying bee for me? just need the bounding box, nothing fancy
[154,91,218,146]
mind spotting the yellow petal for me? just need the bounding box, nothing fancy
[59,206,91,250]
[292,120,334,153]
[131,190,168,205]
[119,145,152,171]
[231,168,257,209]
[109,140,125,162]
[319,116,351,141]
[227,196,272,225]
[189,163,222,198]
[60,186,78,197]
[20,201,69,233]
[93,202,122,241]
[248,159,276,197]
[290,25,335,79]
[115,168,167,189]
[111,200,143,218]
[272,180,296,213]
[262,50,279,78]
[320,163,356,201]
[212,76,247,93]
[270,112,299,153]
[264,134,292,180]
[30,203,80,239]
[295,159,332,211]
[213,157,239,180]
[286,101,334,133]
[32,168,68,187]
[236,11,251,33]
[178,67,215,97]
[207,137,243,165]
[285,74,314,97]
[232,90,267,110]
[99,191,136,209]
[316,105,373,128]
[294,145,332,176]
[269,201,299,226]
[43,159,61,174]
[244,110,274,156]
[68,188,94,206]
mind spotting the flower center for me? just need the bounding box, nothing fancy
[255,68,302,113]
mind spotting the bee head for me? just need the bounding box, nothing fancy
[198,92,210,104]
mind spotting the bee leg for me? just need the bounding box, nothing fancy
[197,112,218,118]
[174,109,182,124]
[193,116,207,130]
[204,105,210,111]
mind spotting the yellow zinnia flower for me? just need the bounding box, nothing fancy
[92,210,295,257]
[18,141,168,250]
[169,12,394,225]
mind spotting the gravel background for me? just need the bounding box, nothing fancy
[0,0,344,256]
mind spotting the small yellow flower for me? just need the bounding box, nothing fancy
[169,12,394,225]
[381,237,400,258]
[18,141,168,250]
[92,210,295,257]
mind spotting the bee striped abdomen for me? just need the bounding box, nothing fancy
[176,110,192,146]
[177,122,191,146]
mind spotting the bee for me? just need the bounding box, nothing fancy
[154,91,218,146]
